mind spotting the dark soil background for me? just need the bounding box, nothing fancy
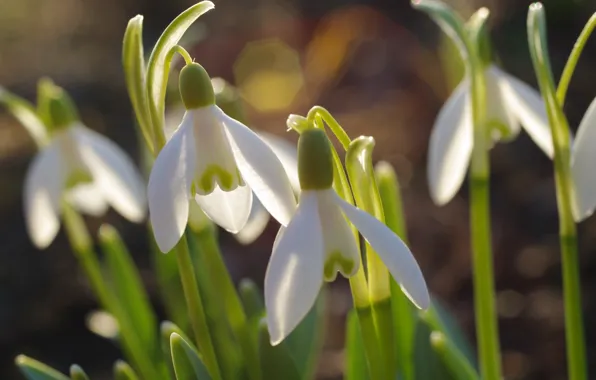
[1,0,596,379]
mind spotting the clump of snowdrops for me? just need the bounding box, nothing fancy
[3,1,596,380]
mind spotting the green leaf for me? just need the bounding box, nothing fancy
[285,290,326,380]
[257,319,301,380]
[0,88,48,147]
[69,365,89,380]
[430,332,480,380]
[466,7,491,64]
[345,310,369,380]
[412,319,454,380]
[123,15,154,153]
[113,360,140,380]
[98,224,160,361]
[161,321,193,380]
[170,333,212,380]
[146,1,214,138]
[15,355,69,380]
[238,278,265,320]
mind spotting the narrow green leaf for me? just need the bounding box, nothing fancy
[413,320,454,380]
[171,333,212,380]
[161,321,194,380]
[123,15,154,152]
[113,361,139,380]
[146,1,215,138]
[15,355,69,380]
[466,7,490,63]
[430,332,480,380]
[0,88,48,147]
[238,278,265,320]
[345,310,369,380]
[98,224,160,361]
[258,319,301,380]
[69,365,89,380]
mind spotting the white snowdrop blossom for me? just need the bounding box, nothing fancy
[24,124,147,249]
[428,65,553,205]
[148,63,296,252]
[265,128,429,345]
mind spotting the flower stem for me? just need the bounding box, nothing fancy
[556,12,596,106]
[173,234,222,380]
[192,225,262,380]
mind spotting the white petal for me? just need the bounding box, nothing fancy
[258,131,300,192]
[194,184,253,233]
[317,189,360,280]
[148,120,195,253]
[486,66,519,139]
[265,191,324,345]
[72,126,147,222]
[24,141,65,249]
[334,193,430,309]
[164,106,186,141]
[235,196,271,244]
[66,183,109,216]
[571,96,596,221]
[427,79,473,206]
[498,68,553,157]
[219,106,297,226]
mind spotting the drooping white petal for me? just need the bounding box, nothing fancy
[148,118,196,253]
[498,67,554,157]
[333,192,430,309]
[265,191,324,345]
[194,184,253,233]
[486,66,519,139]
[258,131,300,192]
[164,106,186,141]
[317,189,360,280]
[66,183,109,216]
[24,141,65,249]
[571,96,596,221]
[72,126,147,222]
[427,79,473,206]
[219,106,297,226]
[235,197,271,244]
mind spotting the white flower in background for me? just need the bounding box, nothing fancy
[570,97,596,222]
[265,128,429,345]
[25,123,147,249]
[428,65,554,205]
[148,63,296,252]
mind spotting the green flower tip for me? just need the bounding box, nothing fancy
[179,62,215,110]
[298,128,334,190]
[47,85,78,130]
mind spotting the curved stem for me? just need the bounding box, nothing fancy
[556,13,596,106]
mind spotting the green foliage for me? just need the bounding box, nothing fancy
[15,355,69,380]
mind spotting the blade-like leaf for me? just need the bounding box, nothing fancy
[146,1,214,136]
[15,355,69,380]
[430,332,480,380]
[113,360,140,380]
[161,321,194,380]
[0,88,48,147]
[69,365,89,380]
[257,319,301,380]
[171,333,212,380]
[345,310,369,380]
[413,320,454,380]
[239,278,265,320]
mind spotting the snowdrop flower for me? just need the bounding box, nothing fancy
[24,88,146,249]
[148,63,296,252]
[570,97,596,222]
[265,128,429,345]
[428,65,553,205]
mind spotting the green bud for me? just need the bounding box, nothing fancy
[298,129,334,190]
[179,63,215,109]
[47,85,78,130]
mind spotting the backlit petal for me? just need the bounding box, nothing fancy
[73,126,147,222]
[24,141,65,249]
[498,68,553,157]
[194,184,253,233]
[427,79,473,206]
[235,197,271,245]
[571,96,596,221]
[265,191,324,345]
[148,119,195,252]
[66,183,109,216]
[486,66,519,139]
[258,131,300,192]
[334,193,430,309]
[220,107,297,226]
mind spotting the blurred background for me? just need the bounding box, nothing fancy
[1,0,596,378]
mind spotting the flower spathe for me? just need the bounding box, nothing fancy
[24,124,147,249]
[264,128,429,345]
[148,103,297,253]
[428,65,553,205]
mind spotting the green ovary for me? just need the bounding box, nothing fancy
[324,250,355,282]
[197,165,237,193]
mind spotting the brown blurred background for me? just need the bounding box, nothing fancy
[1,0,596,379]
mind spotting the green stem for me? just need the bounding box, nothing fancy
[193,226,262,380]
[174,235,222,380]
[556,13,596,106]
